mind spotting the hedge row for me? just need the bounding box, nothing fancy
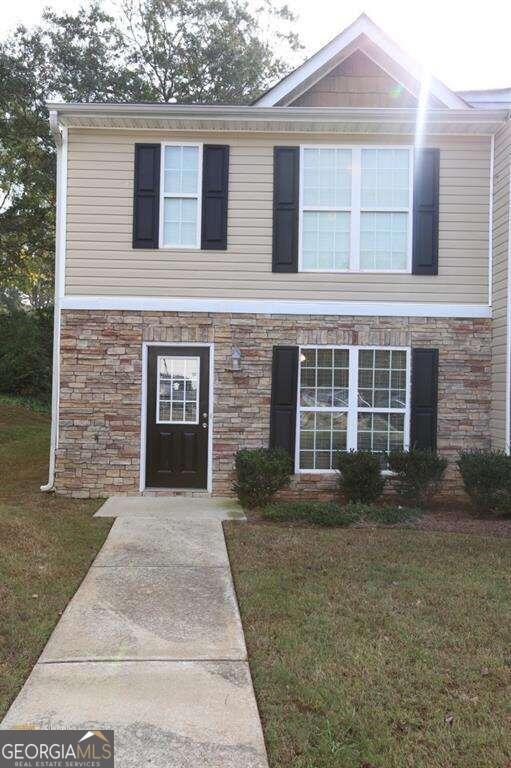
[0,308,53,404]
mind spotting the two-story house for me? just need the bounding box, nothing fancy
[43,14,511,499]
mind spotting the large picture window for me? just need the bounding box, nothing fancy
[161,144,202,248]
[297,346,410,471]
[299,146,412,273]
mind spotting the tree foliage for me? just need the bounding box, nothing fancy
[0,0,300,306]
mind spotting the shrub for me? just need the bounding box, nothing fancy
[457,450,511,515]
[387,449,447,506]
[260,500,421,526]
[337,450,385,503]
[0,307,53,404]
[356,503,422,524]
[261,500,360,526]
[233,447,292,508]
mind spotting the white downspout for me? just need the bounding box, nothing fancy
[41,111,65,491]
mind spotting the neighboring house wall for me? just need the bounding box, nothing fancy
[65,128,491,305]
[55,310,491,499]
[288,51,418,108]
[491,121,511,450]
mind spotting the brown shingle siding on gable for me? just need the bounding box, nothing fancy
[289,51,418,108]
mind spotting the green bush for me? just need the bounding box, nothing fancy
[457,450,511,515]
[260,500,420,526]
[233,447,292,508]
[0,307,53,404]
[261,500,360,526]
[387,449,447,506]
[337,450,385,503]
[356,503,421,524]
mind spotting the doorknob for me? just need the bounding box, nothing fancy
[202,412,208,419]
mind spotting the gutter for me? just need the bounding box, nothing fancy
[41,111,65,492]
[46,101,509,125]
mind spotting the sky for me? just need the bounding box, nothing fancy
[1,0,510,91]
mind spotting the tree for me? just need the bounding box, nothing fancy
[0,0,300,307]
[120,0,301,103]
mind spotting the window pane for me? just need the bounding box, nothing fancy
[360,212,408,270]
[300,347,349,409]
[357,413,405,453]
[302,211,350,270]
[299,411,347,470]
[157,356,199,423]
[303,148,352,207]
[358,348,407,409]
[163,198,198,247]
[361,148,410,207]
[164,145,199,194]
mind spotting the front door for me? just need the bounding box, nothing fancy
[146,346,210,489]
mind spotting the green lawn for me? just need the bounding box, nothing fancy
[0,400,112,718]
[225,522,511,768]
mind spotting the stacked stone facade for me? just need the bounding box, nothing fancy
[56,310,491,500]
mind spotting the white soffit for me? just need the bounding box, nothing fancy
[254,13,469,110]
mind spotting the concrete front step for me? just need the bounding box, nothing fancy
[94,496,246,520]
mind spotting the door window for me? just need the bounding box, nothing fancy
[156,355,200,424]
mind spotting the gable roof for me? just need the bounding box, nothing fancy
[254,13,469,110]
[458,87,511,109]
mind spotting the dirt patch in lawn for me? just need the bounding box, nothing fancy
[414,508,511,536]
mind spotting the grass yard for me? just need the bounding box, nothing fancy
[0,400,112,718]
[225,522,511,768]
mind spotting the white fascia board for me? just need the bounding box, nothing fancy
[254,14,468,110]
[60,295,491,319]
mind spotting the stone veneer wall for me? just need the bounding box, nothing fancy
[56,310,491,499]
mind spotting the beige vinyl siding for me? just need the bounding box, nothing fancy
[491,122,511,449]
[65,128,491,304]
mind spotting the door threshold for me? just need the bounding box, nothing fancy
[142,487,211,497]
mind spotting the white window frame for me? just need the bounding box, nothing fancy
[159,141,203,250]
[298,145,414,274]
[295,345,411,474]
[155,354,200,425]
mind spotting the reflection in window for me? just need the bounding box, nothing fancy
[162,145,200,248]
[157,356,199,424]
[298,347,409,470]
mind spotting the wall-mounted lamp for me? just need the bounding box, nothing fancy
[230,345,242,371]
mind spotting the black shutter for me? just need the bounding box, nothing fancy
[270,346,298,467]
[133,143,160,249]
[410,348,439,450]
[201,145,229,250]
[273,147,299,272]
[412,148,439,275]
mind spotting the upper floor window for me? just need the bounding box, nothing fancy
[299,146,412,273]
[161,144,202,248]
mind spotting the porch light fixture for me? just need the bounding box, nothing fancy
[231,346,242,371]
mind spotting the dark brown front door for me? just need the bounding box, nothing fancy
[146,346,210,489]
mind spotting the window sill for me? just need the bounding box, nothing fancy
[298,269,411,275]
[295,468,397,477]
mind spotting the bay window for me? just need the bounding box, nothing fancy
[299,146,413,272]
[297,346,410,471]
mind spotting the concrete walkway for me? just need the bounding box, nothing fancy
[1,498,268,768]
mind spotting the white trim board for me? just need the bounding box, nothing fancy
[60,295,491,319]
[140,342,214,493]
